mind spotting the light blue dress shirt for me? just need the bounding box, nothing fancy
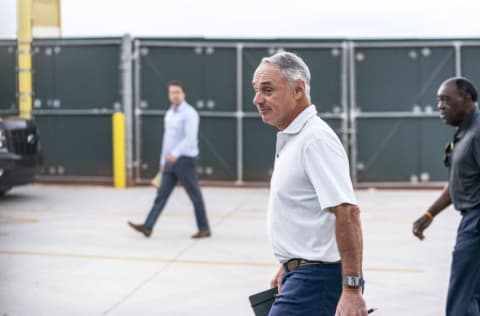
[160,101,200,166]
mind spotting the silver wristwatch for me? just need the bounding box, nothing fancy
[343,275,364,289]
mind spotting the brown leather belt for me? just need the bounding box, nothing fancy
[283,258,340,273]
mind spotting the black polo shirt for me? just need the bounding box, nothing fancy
[448,107,480,211]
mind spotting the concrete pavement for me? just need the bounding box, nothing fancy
[0,184,459,315]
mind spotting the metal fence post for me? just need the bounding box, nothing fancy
[121,34,134,185]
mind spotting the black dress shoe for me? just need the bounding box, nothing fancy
[128,221,152,237]
[191,230,211,239]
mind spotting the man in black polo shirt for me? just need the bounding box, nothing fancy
[413,77,480,315]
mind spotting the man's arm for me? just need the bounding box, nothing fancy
[412,185,452,240]
[332,203,363,278]
[331,203,367,316]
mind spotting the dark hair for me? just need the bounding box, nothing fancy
[454,77,478,102]
[168,80,185,93]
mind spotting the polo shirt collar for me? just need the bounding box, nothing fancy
[280,104,317,135]
[275,105,317,157]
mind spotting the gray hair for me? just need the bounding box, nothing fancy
[260,51,311,101]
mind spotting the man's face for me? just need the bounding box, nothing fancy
[251,63,298,130]
[437,81,468,126]
[168,85,185,106]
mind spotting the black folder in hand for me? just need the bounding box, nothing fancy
[248,287,278,316]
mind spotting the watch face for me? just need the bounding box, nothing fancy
[344,276,363,288]
[349,277,359,287]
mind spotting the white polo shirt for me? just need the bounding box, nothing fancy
[267,105,357,263]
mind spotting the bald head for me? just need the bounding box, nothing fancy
[437,77,478,126]
[442,77,478,103]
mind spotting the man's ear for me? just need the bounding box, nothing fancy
[459,92,474,108]
[464,93,473,103]
[295,80,306,99]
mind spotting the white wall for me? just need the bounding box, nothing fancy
[1,0,480,39]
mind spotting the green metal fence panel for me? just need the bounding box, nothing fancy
[54,45,120,109]
[0,43,16,111]
[10,38,476,185]
[33,46,55,109]
[297,48,343,113]
[243,117,276,181]
[139,115,237,181]
[356,117,453,182]
[353,44,456,183]
[138,115,163,179]
[203,47,237,112]
[36,115,113,178]
[243,116,343,181]
[242,46,343,113]
[355,46,455,112]
[418,47,456,108]
[140,46,203,110]
[242,47,264,112]
[356,118,420,182]
[139,45,237,112]
[354,47,416,112]
[462,46,480,88]
[32,44,120,110]
[419,117,455,181]
[198,117,237,181]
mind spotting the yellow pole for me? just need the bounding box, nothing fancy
[56,0,62,36]
[17,0,33,120]
[113,112,127,188]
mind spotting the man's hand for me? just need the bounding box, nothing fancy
[335,289,368,316]
[270,265,285,293]
[412,185,450,241]
[165,155,177,164]
[412,214,433,240]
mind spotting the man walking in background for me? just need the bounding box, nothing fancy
[128,81,211,239]
[252,51,367,315]
[413,77,480,315]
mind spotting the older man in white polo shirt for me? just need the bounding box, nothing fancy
[252,51,367,316]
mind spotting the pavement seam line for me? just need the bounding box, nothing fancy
[0,216,39,224]
[102,192,266,314]
[100,237,206,315]
[0,250,425,273]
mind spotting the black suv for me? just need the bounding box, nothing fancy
[0,117,42,195]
